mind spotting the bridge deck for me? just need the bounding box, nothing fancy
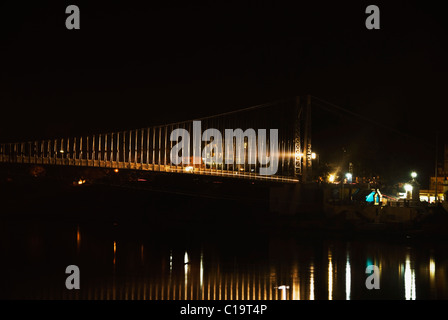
[0,155,298,183]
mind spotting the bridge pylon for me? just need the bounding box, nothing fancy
[294,95,312,183]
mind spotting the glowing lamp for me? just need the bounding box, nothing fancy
[345,173,352,182]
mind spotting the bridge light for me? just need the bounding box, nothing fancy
[311,152,316,160]
[114,168,119,173]
[184,166,194,173]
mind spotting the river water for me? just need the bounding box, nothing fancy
[2,216,448,300]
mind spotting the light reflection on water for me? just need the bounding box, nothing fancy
[404,253,416,300]
[346,253,351,300]
[2,221,448,300]
[328,249,333,300]
[309,262,315,300]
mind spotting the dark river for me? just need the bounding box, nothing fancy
[1,180,448,300]
[2,217,448,300]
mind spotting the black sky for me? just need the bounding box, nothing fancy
[1,1,447,184]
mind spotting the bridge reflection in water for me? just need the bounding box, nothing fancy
[17,222,448,300]
[56,250,314,300]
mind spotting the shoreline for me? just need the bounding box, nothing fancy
[1,163,448,243]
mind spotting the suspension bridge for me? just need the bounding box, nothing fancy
[0,96,316,183]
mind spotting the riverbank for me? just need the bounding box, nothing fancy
[1,163,448,242]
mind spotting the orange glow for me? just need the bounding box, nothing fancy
[113,241,117,265]
[76,225,81,252]
[328,251,333,300]
[114,168,119,173]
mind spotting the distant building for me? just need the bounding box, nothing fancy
[429,176,448,194]
[419,189,445,203]
[420,144,448,203]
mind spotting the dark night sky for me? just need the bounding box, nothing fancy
[1,1,447,185]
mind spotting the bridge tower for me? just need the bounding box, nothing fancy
[294,96,302,179]
[294,95,312,182]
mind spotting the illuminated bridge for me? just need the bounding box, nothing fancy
[0,96,317,183]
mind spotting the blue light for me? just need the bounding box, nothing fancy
[366,191,375,202]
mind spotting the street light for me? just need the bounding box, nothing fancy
[345,172,352,183]
[404,183,413,200]
[411,172,417,179]
[404,183,413,192]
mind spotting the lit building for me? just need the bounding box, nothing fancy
[420,145,448,203]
